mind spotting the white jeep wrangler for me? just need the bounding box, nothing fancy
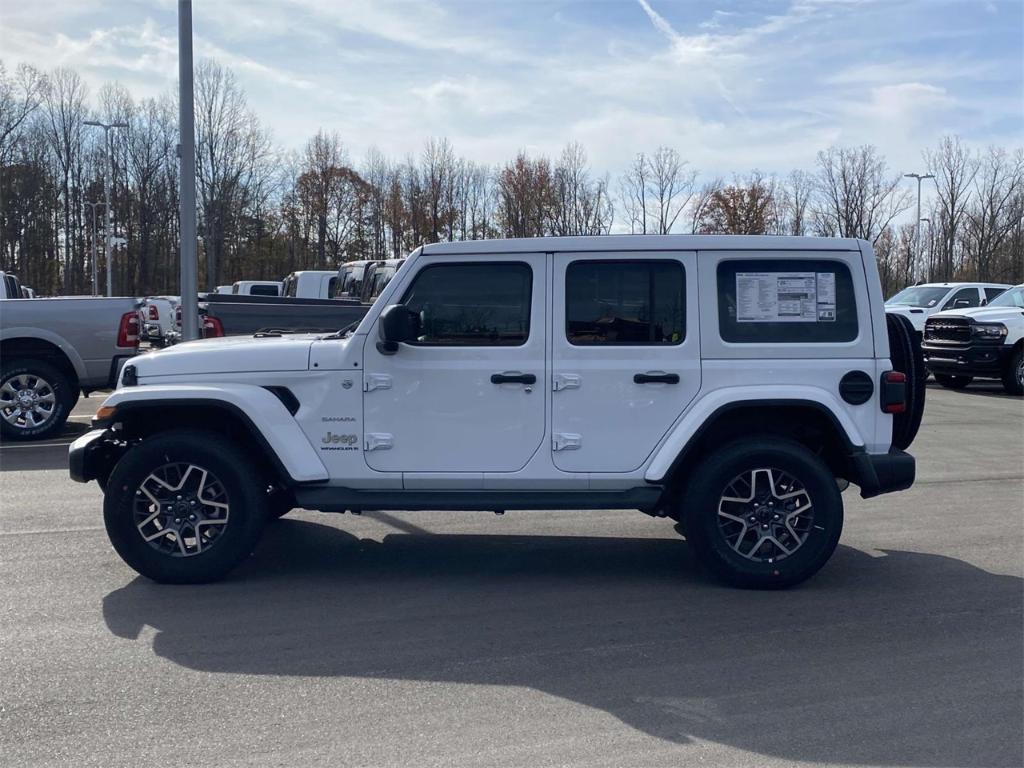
[70,236,923,588]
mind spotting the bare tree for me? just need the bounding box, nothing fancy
[42,67,88,292]
[812,145,911,245]
[964,146,1024,282]
[0,61,45,165]
[925,136,977,280]
[194,59,271,288]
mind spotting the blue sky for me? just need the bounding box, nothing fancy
[2,0,1021,180]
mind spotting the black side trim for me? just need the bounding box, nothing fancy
[849,449,915,499]
[293,487,663,513]
[263,386,300,415]
[111,398,307,487]
[655,399,858,483]
[108,355,135,388]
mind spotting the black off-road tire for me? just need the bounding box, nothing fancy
[681,437,843,589]
[1002,346,1024,396]
[934,373,973,390]
[886,313,926,450]
[0,358,71,441]
[103,430,268,583]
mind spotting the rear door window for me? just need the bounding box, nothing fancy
[984,287,1007,303]
[565,260,685,345]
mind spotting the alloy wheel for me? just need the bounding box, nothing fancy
[0,373,57,431]
[717,468,815,563]
[134,462,230,557]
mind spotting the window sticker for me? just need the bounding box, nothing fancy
[736,272,837,323]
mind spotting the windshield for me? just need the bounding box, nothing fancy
[886,286,949,308]
[986,286,1024,308]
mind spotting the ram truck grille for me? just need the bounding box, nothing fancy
[924,317,972,345]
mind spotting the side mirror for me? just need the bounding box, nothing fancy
[953,299,971,308]
[376,303,414,354]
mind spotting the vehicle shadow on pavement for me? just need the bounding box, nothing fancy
[102,520,1023,768]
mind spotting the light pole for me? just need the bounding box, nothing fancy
[83,120,128,296]
[904,172,935,281]
[84,200,104,296]
[177,0,199,341]
[919,216,933,280]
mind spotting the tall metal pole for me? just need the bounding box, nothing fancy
[84,121,127,296]
[178,0,199,341]
[103,136,113,296]
[904,172,935,280]
[85,201,103,295]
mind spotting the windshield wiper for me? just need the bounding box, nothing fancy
[319,321,360,341]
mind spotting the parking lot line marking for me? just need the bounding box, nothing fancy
[0,526,104,537]
[0,441,75,449]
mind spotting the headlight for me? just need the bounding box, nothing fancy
[972,323,1008,340]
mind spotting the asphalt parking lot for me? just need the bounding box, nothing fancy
[1,385,1022,768]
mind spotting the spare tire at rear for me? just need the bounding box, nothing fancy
[886,313,926,450]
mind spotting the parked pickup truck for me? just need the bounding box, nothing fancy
[0,271,139,440]
[885,281,1010,337]
[71,235,923,588]
[922,283,1024,395]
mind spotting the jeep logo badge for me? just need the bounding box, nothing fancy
[322,432,358,446]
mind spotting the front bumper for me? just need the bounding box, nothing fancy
[69,429,125,484]
[849,449,916,499]
[922,341,1011,378]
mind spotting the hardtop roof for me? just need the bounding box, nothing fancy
[419,234,866,255]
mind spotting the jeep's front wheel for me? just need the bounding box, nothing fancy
[681,438,843,589]
[103,430,268,583]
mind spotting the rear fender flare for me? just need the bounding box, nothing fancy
[644,386,865,483]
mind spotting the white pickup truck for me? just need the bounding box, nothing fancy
[922,284,1024,395]
[885,281,1010,337]
[71,236,923,588]
[0,271,140,440]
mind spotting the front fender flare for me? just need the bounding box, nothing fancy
[100,383,328,483]
[644,386,865,483]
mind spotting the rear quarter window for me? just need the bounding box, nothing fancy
[717,259,858,343]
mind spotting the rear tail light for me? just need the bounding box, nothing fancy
[148,304,159,320]
[175,306,182,327]
[117,311,140,348]
[880,371,907,414]
[202,316,224,338]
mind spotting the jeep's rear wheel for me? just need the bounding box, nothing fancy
[681,438,843,589]
[934,373,973,390]
[103,430,268,583]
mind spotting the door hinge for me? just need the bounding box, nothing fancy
[365,433,393,451]
[552,373,581,391]
[552,432,582,451]
[363,373,393,392]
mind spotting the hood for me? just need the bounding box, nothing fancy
[131,334,319,378]
[885,305,927,331]
[928,305,1024,324]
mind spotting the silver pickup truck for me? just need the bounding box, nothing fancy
[0,271,140,440]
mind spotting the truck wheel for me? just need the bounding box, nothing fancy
[886,314,926,450]
[1002,347,1024,396]
[0,358,71,441]
[681,437,843,589]
[103,430,268,583]
[934,374,973,390]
